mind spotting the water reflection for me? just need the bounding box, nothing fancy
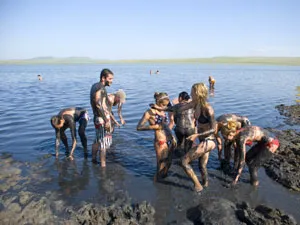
[55,158,90,196]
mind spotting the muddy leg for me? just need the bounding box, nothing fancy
[157,147,172,179]
[181,146,203,192]
[92,143,99,164]
[248,165,259,186]
[199,152,209,187]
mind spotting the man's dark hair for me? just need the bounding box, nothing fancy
[50,115,63,128]
[100,69,113,80]
[178,91,190,101]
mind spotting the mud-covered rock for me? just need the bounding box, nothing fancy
[275,104,300,125]
[236,202,297,225]
[186,198,243,224]
[264,129,300,191]
[70,201,155,225]
[263,104,300,191]
[187,199,297,225]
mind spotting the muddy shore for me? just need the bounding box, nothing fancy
[0,104,299,224]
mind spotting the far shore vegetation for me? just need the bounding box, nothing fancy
[1,56,300,66]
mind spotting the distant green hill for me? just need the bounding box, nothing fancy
[1,56,300,66]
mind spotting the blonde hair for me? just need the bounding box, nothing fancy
[154,92,169,104]
[115,89,126,103]
[191,83,208,108]
[221,120,238,135]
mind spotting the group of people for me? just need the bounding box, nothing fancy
[51,69,126,165]
[51,69,280,193]
[138,80,280,192]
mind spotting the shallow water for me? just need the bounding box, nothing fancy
[0,64,300,223]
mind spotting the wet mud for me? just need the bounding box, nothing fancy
[264,104,300,191]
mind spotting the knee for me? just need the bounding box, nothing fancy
[182,160,192,170]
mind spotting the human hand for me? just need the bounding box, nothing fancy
[171,136,177,148]
[186,134,198,142]
[120,119,126,125]
[105,121,111,131]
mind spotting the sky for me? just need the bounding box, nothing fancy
[0,0,300,60]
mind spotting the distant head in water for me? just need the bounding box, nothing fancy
[37,75,42,81]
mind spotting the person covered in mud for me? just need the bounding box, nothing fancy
[221,124,280,186]
[107,89,127,132]
[208,76,215,89]
[151,83,216,192]
[137,92,177,181]
[90,68,114,167]
[50,107,89,160]
[215,114,251,165]
[169,91,196,154]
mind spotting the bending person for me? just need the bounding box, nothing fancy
[215,114,251,165]
[137,92,177,181]
[108,89,126,132]
[221,124,279,186]
[50,107,89,159]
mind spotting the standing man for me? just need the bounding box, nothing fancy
[90,68,114,167]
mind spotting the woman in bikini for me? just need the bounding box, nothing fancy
[215,114,251,167]
[221,123,280,186]
[51,107,89,160]
[151,83,216,192]
[137,92,177,181]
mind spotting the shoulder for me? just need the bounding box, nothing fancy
[206,104,214,114]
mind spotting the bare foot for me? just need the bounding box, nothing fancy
[203,182,209,188]
[251,180,259,186]
[195,185,203,193]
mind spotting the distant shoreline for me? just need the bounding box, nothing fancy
[1,57,300,66]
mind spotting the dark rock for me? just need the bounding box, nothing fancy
[187,198,243,224]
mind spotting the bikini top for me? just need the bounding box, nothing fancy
[198,110,209,124]
[154,112,168,124]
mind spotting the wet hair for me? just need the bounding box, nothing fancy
[50,115,64,128]
[178,91,190,101]
[100,68,114,80]
[154,92,169,104]
[191,83,208,108]
[115,89,126,103]
[221,120,238,136]
[241,118,251,127]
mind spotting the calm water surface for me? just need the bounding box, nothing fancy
[0,64,300,223]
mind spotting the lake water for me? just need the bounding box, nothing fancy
[0,64,300,223]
